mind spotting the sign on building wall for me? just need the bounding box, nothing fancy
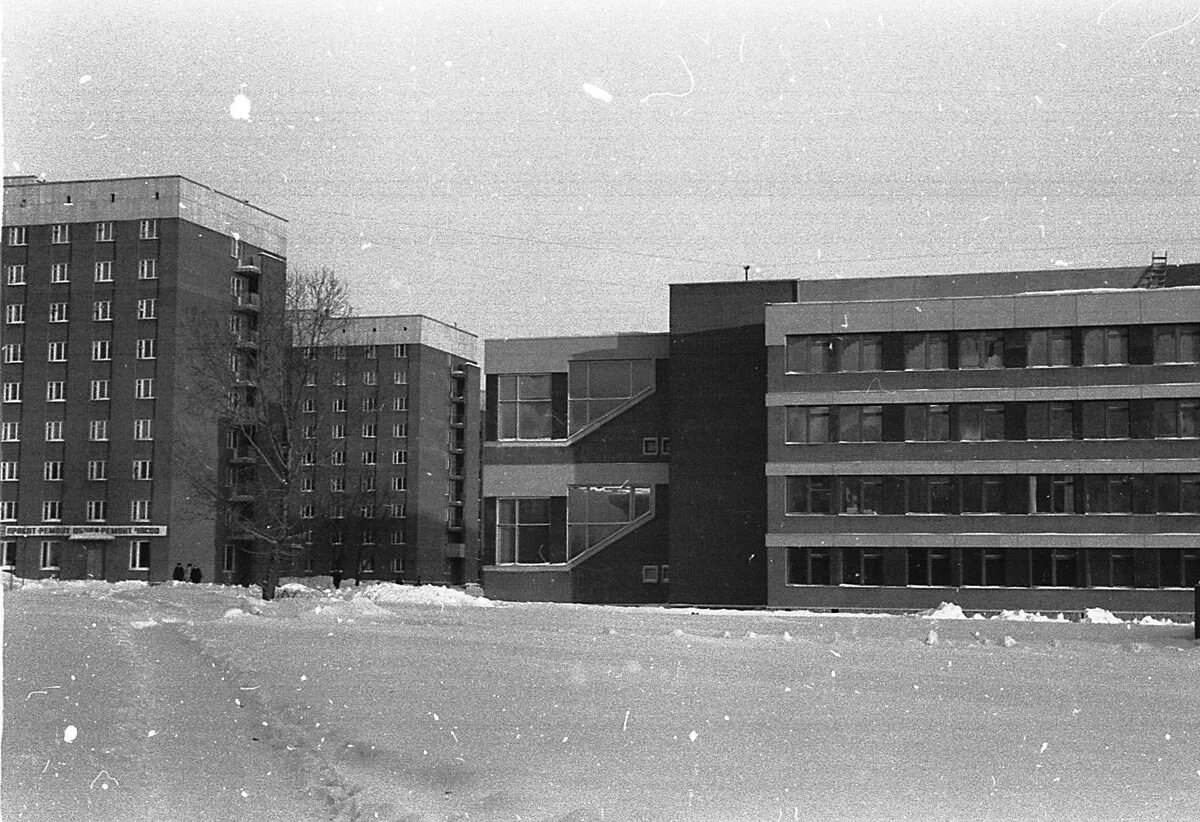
[2,525,168,538]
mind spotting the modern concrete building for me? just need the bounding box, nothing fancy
[481,333,671,602]
[297,316,481,587]
[0,175,287,582]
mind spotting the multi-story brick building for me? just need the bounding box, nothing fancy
[0,175,287,581]
[481,334,671,603]
[295,316,481,587]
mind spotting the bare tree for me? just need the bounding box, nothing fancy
[179,266,352,599]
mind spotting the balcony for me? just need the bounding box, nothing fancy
[229,446,257,464]
[232,293,260,313]
[228,484,256,502]
[235,330,259,350]
[235,258,261,275]
[233,371,257,388]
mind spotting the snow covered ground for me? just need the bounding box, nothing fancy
[3,578,1198,821]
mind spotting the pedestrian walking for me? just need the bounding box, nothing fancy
[172,563,185,582]
[189,565,202,584]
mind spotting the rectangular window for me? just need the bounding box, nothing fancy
[92,340,111,361]
[133,419,153,440]
[136,339,156,359]
[957,330,1004,369]
[5,304,25,324]
[45,420,65,441]
[1027,402,1074,440]
[785,336,833,374]
[6,264,26,285]
[365,345,377,359]
[393,396,407,412]
[87,460,108,481]
[363,371,377,385]
[137,298,156,319]
[301,398,315,413]
[838,476,882,514]
[785,406,831,443]
[1082,327,1128,365]
[393,344,408,358]
[43,461,63,481]
[392,423,408,438]
[42,500,62,522]
[88,419,108,441]
[86,500,108,522]
[786,548,832,585]
[903,332,950,370]
[50,263,69,283]
[362,423,377,438]
[40,540,61,569]
[906,476,954,514]
[301,452,315,466]
[0,501,17,521]
[498,374,556,439]
[45,381,65,402]
[333,346,346,360]
[1033,475,1075,514]
[496,498,554,563]
[46,341,66,362]
[834,335,882,372]
[1,540,15,568]
[0,462,16,481]
[331,452,345,466]
[959,404,1005,441]
[2,421,20,441]
[139,219,158,240]
[95,221,114,242]
[904,405,950,441]
[3,344,24,363]
[331,424,345,439]
[51,224,70,244]
[93,300,112,321]
[300,504,315,519]
[392,449,408,465]
[130,500,151,522]
[8,225,28,246]
[361,451,377,465]
[94,261,113,282]
[330,476,347,493]
[138,259,157,280]
[1082,401,1130,439]
[567,360,654,434]
[1154,324,1200,364]
[132,460,153,481]
[332,398,347,413]
[391,475,407,491]
[300,476,314,493]
[48,303,68,323]
[135,378,155,399]
[1025,328,1072,367]
[393,370,407,384]
[391,531,406,545]
[785,476,834,515]
[908,549,953,586]
[362,397,378,412]
[960,475,1007,513]
[3,382,22,403]
[129,540,151,571]
[361,474,376,492]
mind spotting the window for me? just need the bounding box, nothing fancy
[45,381,65,402]
[391,448,408,466]
[302,398,315,413]
[51,263,69,283]
[1032,549,1079,587]
[331,451,345,466]
[137,298,156,319]
[92,340,111,361]
[300,504,316,519]
[1,540,15,569]
[362,423,377,438]
[360,475,376,492]
[842,548,884,585]
[9,225,28,246]
[362,397,378,412]
[908,549,952,586]
[1027,402,1074,440]
[906,476,954,514]
[568,360,654,434]
[93,300,112,321]
[365,345,377,359]
[959,404,1005,442]
[962,549,1007,586]
[87,460,107,481]
[40,541,61,570]
[960,475,1007,513]
[330,477,346,493]
[363,371,377,385]
[6,264,26,285]
[132,460,153,481]
[138,259,157,280]
[47,303,69,324]
[1153,399,1199,438]
[231,237,241,259]
[0,462,16,481]
[785,335,832,374]
[393,423,408,438]
[3,382,22,403]
[1026,328,1072,367]
[88,420,108,441]
[46,341,66,362]
[230,276,245,297]
[1154,324,1200,364]
[360,504,375,519]
[497,374,554,440]
[96,221,114,242]
[834,335,882,372]
[43,461,63,481]
[135,339,156,359]
[1082,327,1128,365]
[904,405,950,441]
[302,425,315,440]
[838,476,882,514]
[1033,475,1076,514]
[391,475,407,491]
[5,304,24,324]
[641,565,660,584]
[301,451,315,466]
[3,344,24,363]
[1081,401,1130,439]
[903,332,950,370]
[135,378,155,399]
[565,484,651,559]
[42,500,62,522]
[133,419,153,440]
[361,451,377,465]
[496,498,555,563]
[785,406,831,443]
[86,500,107,522]
[0,501,16,521]
[139,219,158,239]
[331,346,346,360]
[641,437,660,456]
[786,548,831,585]
[94,261,113,282]
[957,331,1004,369]
[393,397,408,412]
[331,424,345,439]
[45,421,64,441]
[130,500,151,522]
[129,540,151,570]
[51,223,70,244]
[332,398,347,413]
[2,422,20,441]
[785,476,834,515]
[836,405,882,443]
[393,344,408,358]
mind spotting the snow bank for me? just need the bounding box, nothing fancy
[993,609,1069,622]
[917,602,968,620]
[1081,607,1123,625]
[351,582,495,608]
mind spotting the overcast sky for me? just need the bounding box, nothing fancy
[5,1,1200,339]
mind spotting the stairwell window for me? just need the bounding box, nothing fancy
[566,485,651,560]
[567,360,654,434]
[496,498,555,564]
[497,374,554,440]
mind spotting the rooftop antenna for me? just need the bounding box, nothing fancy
[743,265,750,281]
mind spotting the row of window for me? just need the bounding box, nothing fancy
[1,459,153,482]
[0,499,152,523]
[784,399,1200,444]
[6,219,160,247]
[301,344,409,360]
[0,539,153,572]
[303,370,408,389]
[302,423,409,440]
[3,335,158,364]
[786,546,1200,589]
[294,451,408,469]
[783,474,1200,516]
[4,258,158,286]
[784,325,1200,373]
[1,419,154,442]
[4,375,158,404]
[4,297,158,325]
[296,474,408,494]
[298,502,407,519]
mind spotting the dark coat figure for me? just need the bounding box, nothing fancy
[172,563,185,582]
[331,569,342,590]
[189,565,202,584]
